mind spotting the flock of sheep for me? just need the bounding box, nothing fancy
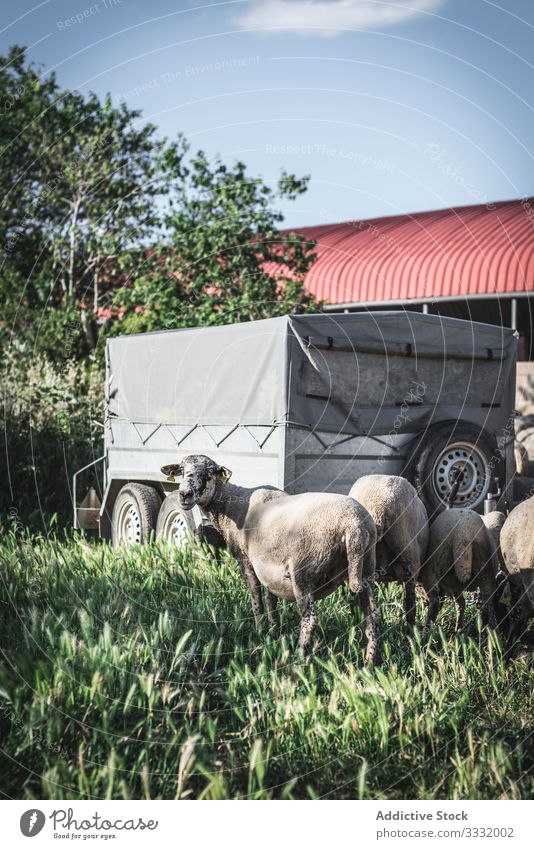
[161,454,534,663]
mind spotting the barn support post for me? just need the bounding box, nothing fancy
[511,297,518,330]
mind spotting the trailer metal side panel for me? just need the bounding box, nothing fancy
[106,421,284,489]
[95,311,517,531]
[284,428,411,494]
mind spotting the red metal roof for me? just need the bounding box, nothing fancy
[277,199,534,305]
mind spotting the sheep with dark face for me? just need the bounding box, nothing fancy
[348,475,428,625]
[420,508,499,637]
[161,454,379,662]
[499,495,534,648]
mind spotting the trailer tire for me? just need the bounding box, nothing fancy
[111,483,161,548]
[404,422,498,515]
[156,493,196,549]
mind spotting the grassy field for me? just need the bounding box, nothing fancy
[0,532,532,800]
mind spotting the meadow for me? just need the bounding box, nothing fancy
[0,532,532,800]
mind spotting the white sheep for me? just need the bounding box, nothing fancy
[420,508,499,636]
[514,441,529,477]
[161,455,379,662]
[499,495,534,647]
[349,475,429,625]
[481,510,506,573]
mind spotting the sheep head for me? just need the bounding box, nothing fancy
[160,454,232,510]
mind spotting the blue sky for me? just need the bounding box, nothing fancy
[1,0,533,227]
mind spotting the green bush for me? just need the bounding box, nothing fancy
[1,349,104,528]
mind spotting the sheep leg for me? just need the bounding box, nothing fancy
[356,584,379,665]
[493,572,510,632]
[239,559,265,629]
[295,593,318,654]
[349,536,380,662]
[399,556,417,627]
[422,586,441,641]
[265,589,278,629]
[374,541,390,582]
[505,582,525,653]
[478,571,497,630]
[454,593,465,634]
[404,578,417,627]
[506,615,523,654]
[346,537,365,595]
[288,562,318,653]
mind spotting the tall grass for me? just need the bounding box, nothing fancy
[0,533,532,800]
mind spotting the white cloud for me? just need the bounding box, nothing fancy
[235,0,445,37]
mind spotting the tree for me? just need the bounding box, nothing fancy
[111,136,317,334]
[0,46,163,354]
[0,47,317,357]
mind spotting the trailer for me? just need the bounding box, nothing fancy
[74,311,518,546]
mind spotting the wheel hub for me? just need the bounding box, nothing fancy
[118,502,142,544]
[163,510,190,548]
[432,441,489,507]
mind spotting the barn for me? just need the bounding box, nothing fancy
[286,198,534,456]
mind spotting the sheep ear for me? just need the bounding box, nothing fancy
[161,462,183,482]
[218,466,232,483]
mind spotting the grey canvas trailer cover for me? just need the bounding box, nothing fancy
[73,311,518,546]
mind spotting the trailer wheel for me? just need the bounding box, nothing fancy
[111,484,161,548]
[405,422,497,514]
[156,493,195,549]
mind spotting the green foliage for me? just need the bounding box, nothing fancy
[0,535,531,800]
[112,135,317,333]
[1,47,317,358]
[0,45,162,356]
[0,349,103,526]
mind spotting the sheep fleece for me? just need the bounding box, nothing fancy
[500,495,534,614]
[233,489,377,601]
[348,474,429,581]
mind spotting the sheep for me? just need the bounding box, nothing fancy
[481,510,506,574]
[499,495,534,647]
[348,475,429,626]
[419,508,499,637]
[514,441,529,477]
[161,454,379,662]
